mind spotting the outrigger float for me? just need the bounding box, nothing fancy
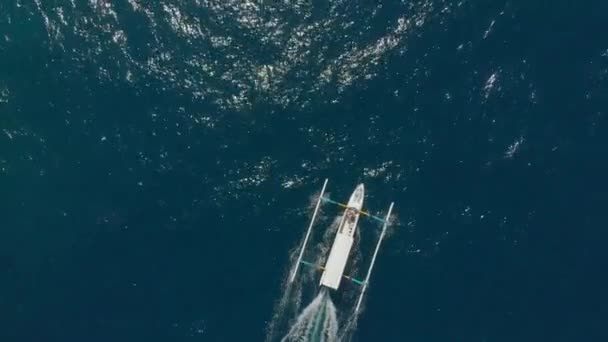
[289,179,394,313]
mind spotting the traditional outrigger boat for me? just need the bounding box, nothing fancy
[289,179,394,313]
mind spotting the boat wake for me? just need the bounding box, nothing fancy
[265,213,342,342]
[265,214,364,342]
[281,288,338,342]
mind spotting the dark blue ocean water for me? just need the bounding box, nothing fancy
[1,1,607,341]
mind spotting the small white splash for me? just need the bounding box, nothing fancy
[128,0,141,11]
[363,161,392,178]
[162,4,203,38]
[483,72,499,99]
[190,319,206,336]
[112,30,127,46]
[255,64,274,91]
[3,130,13,140]
[55,7,68,26]
[194,116,216,129]
[505,136,524,159]
[210,35,233,48]
[125,70,134,83]
[281,175,305,189]
[33,0,53,39]
[282,180,296,188]
[483,19,495,39]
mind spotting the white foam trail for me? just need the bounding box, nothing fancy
[281,288,338,342]
[337,307,361,342]
[265,238,306,342]
[265,215,342,342]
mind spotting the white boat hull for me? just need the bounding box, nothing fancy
[319,184,364,290]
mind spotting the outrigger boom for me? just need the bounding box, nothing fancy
[288,178,395,313]
[320,196,388,224]
[290,179,328,283]
[355,202,394,313]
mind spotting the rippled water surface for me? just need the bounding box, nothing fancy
[1,1,607,341]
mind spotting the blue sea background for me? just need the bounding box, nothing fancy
[1,1,607,341]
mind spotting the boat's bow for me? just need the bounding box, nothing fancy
[347,184,364,210]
